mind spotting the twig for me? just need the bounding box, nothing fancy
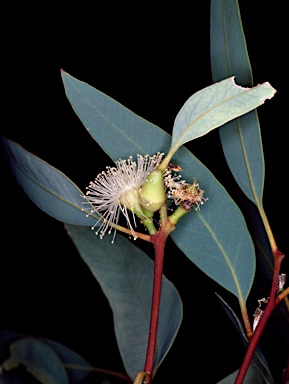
[234,249,285,383]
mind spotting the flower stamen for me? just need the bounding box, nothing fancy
[82,153,164,242]
[164,166,208,211]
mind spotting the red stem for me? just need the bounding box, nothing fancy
[234,249,285,384]
[143,227,170,383]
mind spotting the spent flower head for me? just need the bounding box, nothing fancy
[164,166,208,211]
[82,153,164,242]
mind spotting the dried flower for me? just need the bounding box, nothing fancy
[277,273,286,293]
[253,297,269,332]
[253,307,264,332]
[164,166,208,211]
[82,153,163,242]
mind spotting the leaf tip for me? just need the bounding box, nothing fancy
[231,76,277,103]
[260,81,277,100]
[60,68,68,78]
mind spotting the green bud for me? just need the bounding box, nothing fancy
[140,170,166,213]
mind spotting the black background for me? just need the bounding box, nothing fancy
[1,2,288,383]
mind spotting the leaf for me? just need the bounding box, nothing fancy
[61,72,256,302]
[215,293,274,384]
[42,339,92,383]
[1,137,97,226]
[217,366,266,384]
[169,77,275,158]
[64,224,183,381]
[0,329,92,384]
[2,338,69,384]
[210,0,265,205]
[61,70,169,161]
[169,188,255,302]
[239,202,273,276]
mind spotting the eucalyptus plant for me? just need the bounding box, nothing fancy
[1,1,288,384]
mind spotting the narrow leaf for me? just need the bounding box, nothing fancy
[65,224,183,380]
[169,77,275,157]
[61,70,169,161]
[2,137,97,226]
[61,72,256,301]
[210,0,265,204]
[2,338,69,384]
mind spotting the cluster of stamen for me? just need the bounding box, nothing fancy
[82,153,164,242]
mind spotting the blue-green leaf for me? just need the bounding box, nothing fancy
[65,224,183,380]
[0,329,92,384]
[43,339,92,383]
[2,338,69,384]
[241,203,273,275]
[210,0,265,205]
[217,366,267,384]
[61,72,256,301]
[169,77,275,159]
[2,137,97,226]
[61,70,169,161]
[169,147,256,301]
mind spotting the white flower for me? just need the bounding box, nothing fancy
[82,153,163,243]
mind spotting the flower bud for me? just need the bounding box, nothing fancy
[140,170,166,213]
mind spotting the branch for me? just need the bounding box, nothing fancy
[234,249,285,383]
[142,218,175,384]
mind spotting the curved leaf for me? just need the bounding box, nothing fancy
[2,137,97,226]
[61,70,169,161]
[43,339,92,383]
[0,329,92,384]
[2,338,69,384]
[65,224,183,380]
[169,77,275,157]
[210,0,265,205]
[61,72,256,301]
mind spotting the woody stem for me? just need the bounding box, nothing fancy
[143,218,175,383]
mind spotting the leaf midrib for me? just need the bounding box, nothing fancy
[68,78,149,157]
[173,84,262,152]
[9,150,99,219]
[198,212,246,302]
